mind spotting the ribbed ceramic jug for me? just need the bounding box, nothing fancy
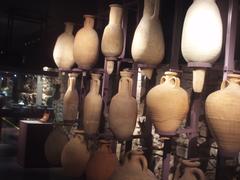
[101,4,124,74]
[61,130,90,177]
[44,125,68,166]
[86,140,118,180]
[53,22,75,69]
[146,71,189,135]
[131,0,165,79]
[205,73,240,156]
[181,0,223,92]
[83,73,102,135]
[73,15,99,69]
[174,160,205,180]
[109,150,157,180]
[109,70,137,140]
[63,73,79,121]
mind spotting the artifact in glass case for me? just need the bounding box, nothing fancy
[53,22,75,69]
[205,73,240,156]
[101,4,124,74]
[83,73,102,135]
[131,0,165,79]
[181,0,223,92]
[73,15,99,69]
[109,70,137,141]
[146,71,189,135]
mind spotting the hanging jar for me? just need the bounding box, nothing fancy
[86,140,118,180]
[73,15,99,69]
[53,22,75,69]
[63,73,79,122]
[205,73,240,156]
[131,0,165,79]
[146,71,189,135]
[181,0,223,92]
[109,70,137,141]
[44,125,69,166]
[109,150,157,180]
[101,4,124,75]
[61,130,90,177]
[83,73,102,135]
[174,159,206,180]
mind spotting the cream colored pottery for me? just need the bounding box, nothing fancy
[109,70,137,140]
[86,140,118,180]
[109,150,157,180]
[53,22,75,69]
[174,160,205,180]
[101,4,124,75]
[131,0,165,79]
[181,0,223,92]
[44,126,68,166]
[205,73,240,156]
[73,15,99,69]
[63,73,79,121]
[146,71,189,134]
[83,73,102,135]
[61,130,90,177]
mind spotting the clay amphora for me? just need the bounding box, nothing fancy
[146,71,189,135]
[205,73,240,156]
[53,22,75,69]
[63,73,79,121]
[174,160,205,180]
[181,0,223,92]
[101,4,124,74]
[86,140,118,180]
[131,0,165,79]
[109,70,137,141]
[73,15,99,69]
[61,130,90,177]
[109,150,157,180]
[44,125,68,166]
[83,73,102,135]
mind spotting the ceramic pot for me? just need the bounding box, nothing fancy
[53,22,75,69]
[181,0,223,92]
[73,15,99,69]
[101,4,124,74]
[44,126,68,166]
[109,70,137,140]
[146,71,189,135]
[174,160,205,180]
[131,0,165,79]
[61,130,90,177]
[86,140,118,180]
[83,73,102,135]
[205,73,240,156]
[109,150,157,180]
[63,73,79,121]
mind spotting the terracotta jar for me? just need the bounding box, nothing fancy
[146,71,189,135]
[83,73,102,135]
[109,70,137,140]
[205,73,240,156]
[73,15,99,69]
[101,4,124,74]
[53,22,75,69]
[181,0,223,92]
[174,160,205,180]
[44,125,68,166]
[86,140,118,180]
[61,130,90,177]
[109,150,157,180]
[63,73,79,121]
[131,0,165,79]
